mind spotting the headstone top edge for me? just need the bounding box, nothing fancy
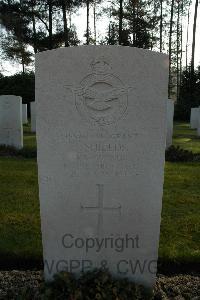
[35,45,169,60]
[0,95,22,98]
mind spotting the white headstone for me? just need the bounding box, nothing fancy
[31,102,36,132]
[22,104,28,124]
[0,95,23,149]
[166,99,174,148]
[190,107,200,129]
[36,46,168,288]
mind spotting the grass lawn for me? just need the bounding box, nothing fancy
[0,157,42,266]
[0,122,199,271]
[173,122,200,153]
[160,162,200,265]
[23,122,37,150]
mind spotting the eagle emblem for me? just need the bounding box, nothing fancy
[74,57,128,125]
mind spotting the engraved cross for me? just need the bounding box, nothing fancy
[81,184,121,235]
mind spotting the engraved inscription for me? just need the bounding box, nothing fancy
[59,129,139,178]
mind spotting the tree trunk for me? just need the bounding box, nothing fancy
[179,1,184,97]
[22,57,25,74]
[186,0,192,72]
[93,0,96,44]
[159,0,163,52]
[86,0,90,45]
[61,0,69,47]
[108,7,112,44]
[190,0,198,100]
[176,0,180,102]
[131,0,136,45]
[191,0,198,76]
[48,0,53,50]
[150,32,153,50]
[69,9,72,28]
[168,0,175,98]
[119,0,123,44]
[136,1,139,45]
[31,0,37,53]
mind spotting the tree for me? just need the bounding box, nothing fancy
[168,0,175,98]
[176,0,180,102]
[0,33,33,73]
[119,0,123,44]
[176,66,200,120]
[0,0,80,53]
[124,0,156,48]
[48,0,53,49]
[93,0,96,44]
[185,0,192,72]
[160,0,163,52]
[60,0,69,46]
[0,72,35,103]
[86,0,89,44]
[190,0,198,78]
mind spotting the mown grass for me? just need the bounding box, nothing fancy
[173,122,200,153]
[160,162,200,265]
[23,122,37,150]
[0,157,42,264]
[0,122,199,270]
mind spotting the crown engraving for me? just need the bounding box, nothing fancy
[91,57,112,74]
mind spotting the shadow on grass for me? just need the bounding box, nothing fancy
[0,145,36,158]
[0,253,43,270]
[157,259,200,276]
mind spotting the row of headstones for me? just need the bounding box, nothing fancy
[0,95,173,150]
[190,107,200,136]
[0,95,36,149]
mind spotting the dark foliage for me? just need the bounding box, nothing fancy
[0,0,80,53]
[21,270,153,299]
[0,145,36,158]
[176,68,200,121]
[165,145,200,162]
[0,72,35,103]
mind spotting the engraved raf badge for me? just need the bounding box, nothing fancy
[74,57,128,126]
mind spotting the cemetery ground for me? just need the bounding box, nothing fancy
[0,122,199,298]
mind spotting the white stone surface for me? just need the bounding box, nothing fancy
[22,104,28,124]
[0,95,23,149]
[166,99,174,148]
[36,46,168,288]
[190,107,200,129]
[31,102,36,132]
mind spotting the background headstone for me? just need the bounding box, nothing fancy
[22,104,28,124]
[31,102,36,132]
[0,95,23,149]
[190,107,200,129]
[166,99,174,148]
[36,46,168,288]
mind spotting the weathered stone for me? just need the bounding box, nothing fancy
[36,46,168,288]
